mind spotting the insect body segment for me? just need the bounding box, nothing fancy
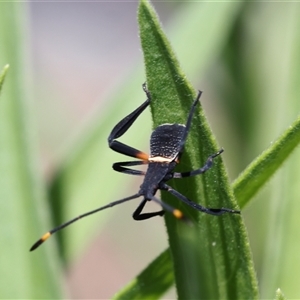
[149,124,185,161]
[30,84,240,251]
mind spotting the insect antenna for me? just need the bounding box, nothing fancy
[30,193,141,251]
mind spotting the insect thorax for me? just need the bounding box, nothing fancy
[149,123,185,161]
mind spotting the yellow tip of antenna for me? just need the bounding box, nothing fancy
[30,232,51,251]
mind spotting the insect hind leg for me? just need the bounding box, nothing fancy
[108,84,151,160]
[162,183,240,216]
[132,199,165,220]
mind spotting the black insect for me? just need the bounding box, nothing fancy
[30,84,240,251]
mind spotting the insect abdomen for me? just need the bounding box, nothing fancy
[150,124,185,160]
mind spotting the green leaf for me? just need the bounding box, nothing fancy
[0,3,62,299]
[233,114,300,208]
[133,1,258,299]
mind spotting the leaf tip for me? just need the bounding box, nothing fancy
[275,288,286,300]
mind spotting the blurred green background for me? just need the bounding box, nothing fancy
[0,1,299,299]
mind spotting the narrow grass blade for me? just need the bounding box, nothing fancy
[233,114,300,208]
[0,3,62,299]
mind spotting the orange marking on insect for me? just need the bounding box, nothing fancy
[136,151,149,160]
[148,156,173,163]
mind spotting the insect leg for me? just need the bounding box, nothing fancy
[113,160,148,176]
[132,198,165,220]
[173,149,224,178]
[108,85,151,160]
[162,183,240,215]
[177,90,202,155]
[151,196,187,220]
